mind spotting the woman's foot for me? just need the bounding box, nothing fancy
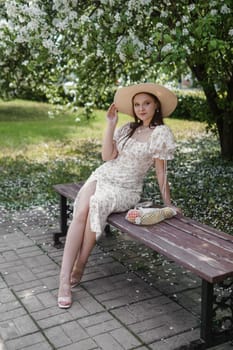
[58,282,72,309]
[70,266,84,289]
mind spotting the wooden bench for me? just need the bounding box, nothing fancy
[53,182,233,349]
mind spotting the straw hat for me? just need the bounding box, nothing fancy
[114,83,177,117]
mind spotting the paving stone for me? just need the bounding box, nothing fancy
[79,311,121,336]
[32,264,59,279]
[40,275,59,290]
[17,343,53,350]
[82,317,122,337]
[44,321,89,348]
[71,287,105,315]
[62,321,89,342]
[94,333,125,350]
[0,337,6,350]
[175,287,202,315]
[0,221,18,235]
[110,327,142,349]
[59,337,98,350]
[13,280,49,293]
[149,328,201,350]
[18,293,46,312]
[14,245,43,258]
[0,305,26,322]
[23,254,53,269]
[0,276,7,289]
[78,311,113,326]
[0,315,38,341]
[0,288,17,304]
[0,232,33,251]
[2,270,27,287]
[31,305,66,321]
[112,296,198,344]
[4,331,50,350]
[210,342,233,350]
[36,310,74,329]
[83,272,161,309]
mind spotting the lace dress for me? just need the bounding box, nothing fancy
[74,123,176,240]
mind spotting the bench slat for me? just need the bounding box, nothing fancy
[151,222,233,279]
[108,212,233,283]
[53,183,233,283]
[175,216,233,242]
[53,183,82,200]
[161,219,233,257]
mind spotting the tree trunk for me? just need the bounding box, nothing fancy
[217,115,233,160]
[190,63,233,160]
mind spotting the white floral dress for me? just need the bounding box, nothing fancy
[74,123,176,240]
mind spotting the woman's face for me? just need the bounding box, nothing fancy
[133,93,158,126]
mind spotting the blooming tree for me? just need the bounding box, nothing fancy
[0,0,233,158]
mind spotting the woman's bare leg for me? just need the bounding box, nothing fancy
[58,181,96,306]
[71,212,96,286]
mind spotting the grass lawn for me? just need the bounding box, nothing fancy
[0,99,232,235]
[0,99,206,158]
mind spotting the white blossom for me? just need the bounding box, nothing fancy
[82,34,89,49]
[156,22,163,29]
[184,45,191,54]
[139,0,152,4]
[0,19,8,29]
[114,13,121,22]
[182,15,189,24]
[5,2,19,18]
[119,52,126,62]
[182,28,189,36]
[210,9,217,16]
[22,60,29,66]
[97,8,104,17]
[176,21,181,27]
[125,10,133,20]
[229,29,233,36]
[220,5,230,14]
[161,43,172,53]
[160,11,168,18]
[210,1,217,7]
[42,38,54,49]
[189,37,195,44]
[96,47,103,57]
[52,18,68,30]
[42,38,60,55]
[80,15,90,24]
[188,4,195,11]
[69,11,78,21]
[27,20,40,31]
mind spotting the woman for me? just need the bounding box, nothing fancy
[58,82,181,308]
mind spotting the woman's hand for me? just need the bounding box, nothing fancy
[167,205,182,215]
[106,103,118,127]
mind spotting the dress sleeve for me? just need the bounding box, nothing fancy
[149,125,176,160]
[113,123,131,142]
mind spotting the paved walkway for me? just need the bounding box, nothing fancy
[0,206,232,350]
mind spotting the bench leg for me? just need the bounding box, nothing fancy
[201,280,214,347]
[53,194,69,247]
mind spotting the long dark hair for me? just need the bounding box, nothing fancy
[127,92,164,139]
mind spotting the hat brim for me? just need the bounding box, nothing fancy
[114,83,177,117]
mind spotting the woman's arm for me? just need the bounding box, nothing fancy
[155,158,182,213]
[101,103,119,161]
